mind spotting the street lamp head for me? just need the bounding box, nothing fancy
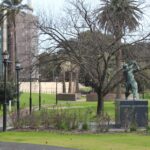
[38,73,41,82]
[2,51,9,61]
[15,61,21,70]
[38,73,41,78]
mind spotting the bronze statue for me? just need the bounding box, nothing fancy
[123,61,139,100]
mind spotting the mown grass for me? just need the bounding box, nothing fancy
[20,92,115,120]
[0,92,149,119]
[20,93,56,108]
[0,93,150,150]
[0,92,114,119]
[0,131,150,150]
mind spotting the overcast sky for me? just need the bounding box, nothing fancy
[27,0,150,14]
[24,0,99,15]
[22,0,150,51]
[22,0,150,41]
[32,0,65,15]
[29,0,150,24]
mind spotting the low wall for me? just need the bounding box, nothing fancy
[20,82,84,94]
[57,93,81,101]
[86,93,126,101]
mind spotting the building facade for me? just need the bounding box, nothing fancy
[0,27,2,79]
[7,12,38,80]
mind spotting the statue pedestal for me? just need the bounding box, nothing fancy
[57,93,81,101]
[115,100,148,127]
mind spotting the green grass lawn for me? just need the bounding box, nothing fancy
[0,131,150,150]
[0,92,149,119]
[0,93,150,150]
[20,92,115,120]
[0,93,114,118]
[20,93,56,108]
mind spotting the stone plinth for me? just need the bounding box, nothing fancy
[115,100,148,127]
[57,93,81,101]
[86,93,98,101]
[86,93,123,101]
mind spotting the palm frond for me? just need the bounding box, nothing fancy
[95,0,142,34]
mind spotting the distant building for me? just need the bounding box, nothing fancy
[7,12,38,80]
[0,27,2,79]
[0,11,8,80]
[0,1,38,80]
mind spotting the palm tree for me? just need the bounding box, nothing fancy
[0,0,32,77]
[95,0,142,98]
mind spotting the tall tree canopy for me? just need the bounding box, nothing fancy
[95,0,143,98]
[95,0,142,37]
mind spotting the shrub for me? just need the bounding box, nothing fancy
[28,112,41,129]
[96,112,110,132]
[146,125,150,134]
[51,106,79,130]
[40,109,52,129]
[0,81,16,103]
[129,118,137,132]
[82,122,88,130]
[123,108,138,132]
[10,110,30,129]
[10,106,81,131]
[79,87,92,94]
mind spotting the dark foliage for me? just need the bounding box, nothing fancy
[0,81,16,103]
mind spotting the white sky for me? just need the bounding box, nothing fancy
[25,0,99,15]
[27,0,150,14]
[28,0,150,25]
[21,0,150,52]
[32,0,65,15]
[23,0,150,42]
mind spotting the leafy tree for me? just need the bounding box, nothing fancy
[0,81,16,103]
[0,0,32,79]
[1,0,32,57]
[38,52,60,81]
[95,0,142,98]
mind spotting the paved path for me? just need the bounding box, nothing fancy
[0,142,77,150]
[0,118,2,128]
[0,113,12,131]
[0,119,77,150]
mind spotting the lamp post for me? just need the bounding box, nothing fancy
[29,69,32,114]
[2,51,9,132]
[55,76,58,105]
[39,74,41,110]
[15,61,22,119]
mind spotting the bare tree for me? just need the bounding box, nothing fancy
[36,0,150,114]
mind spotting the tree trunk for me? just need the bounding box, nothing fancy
[115,29,122,99]
[75,70,79,93]
[14,17,17,62]
[8,23,15,80]
[8,15,17,80]
[96,91,104,115]
[116,48,122,99]
[62,71,66,93]
[68,71,73,93]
